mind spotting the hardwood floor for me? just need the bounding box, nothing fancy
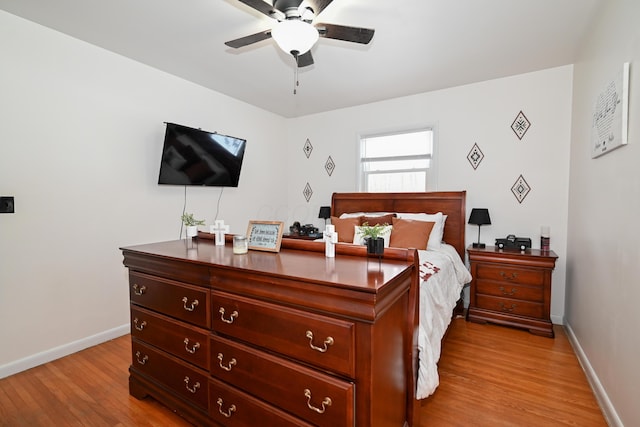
[0,319,607,426]
[420,319,607,426]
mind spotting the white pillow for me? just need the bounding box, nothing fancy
[396,212,445,250]
[353,225,393,247]
[339,212,391,219]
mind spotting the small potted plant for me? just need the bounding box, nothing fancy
[181,213,206,238]
[358,222,389,256]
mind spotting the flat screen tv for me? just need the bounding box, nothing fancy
[158,123,246,187]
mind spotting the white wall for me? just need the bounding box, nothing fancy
[2,5,636,424]
[566,1,640,425]
[0,11,288,375]
[286,67,573,324]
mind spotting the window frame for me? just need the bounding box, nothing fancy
[357,126,438,192]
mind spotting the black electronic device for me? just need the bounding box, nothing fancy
[495,234,532,251]
[299,224,319,236]
[289,222,320,237]
[158,123,246,187]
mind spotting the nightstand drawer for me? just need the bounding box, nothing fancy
[131,306,209,369]
[211,290,355,378]
[475,264,545,286]
[129,271,210,328]
[131,339,209,410]
[210,334,354,426]
[209,378,314,427]
[475,280,543,302]
[476,295,543,319]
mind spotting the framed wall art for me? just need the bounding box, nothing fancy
[591,62,630,158]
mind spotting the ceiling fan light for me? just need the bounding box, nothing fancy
[271,19,319,56]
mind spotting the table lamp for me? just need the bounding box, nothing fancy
[318,206,331,225]
[468,208,491,248]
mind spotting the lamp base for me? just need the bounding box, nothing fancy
[472,242,486,248]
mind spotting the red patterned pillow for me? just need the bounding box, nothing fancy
[361,213,396,226]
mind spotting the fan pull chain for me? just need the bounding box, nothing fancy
[293,55,300,95]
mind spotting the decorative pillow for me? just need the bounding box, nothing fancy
[396,212,445,250]
[389,218,435,250]
[361,213,396,226]
[330,216,362,242]
[353,225,393,247]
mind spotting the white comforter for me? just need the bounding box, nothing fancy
[416,244,471,399]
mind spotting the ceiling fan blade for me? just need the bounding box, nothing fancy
[304,0,333,16]
[316,23,375,44]
[237,0,284,20]
[296,50,314,67]
[225,30,272,49]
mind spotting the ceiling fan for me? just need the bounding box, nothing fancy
[225,0,375,67]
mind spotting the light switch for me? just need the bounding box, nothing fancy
[0,196,15,213]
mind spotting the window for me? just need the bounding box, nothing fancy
[359,128,435,192]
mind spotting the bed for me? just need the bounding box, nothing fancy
[330,191,471,402]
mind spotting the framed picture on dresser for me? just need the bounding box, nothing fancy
[247,220,284,252]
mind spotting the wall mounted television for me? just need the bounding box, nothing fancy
[158,123,247,187]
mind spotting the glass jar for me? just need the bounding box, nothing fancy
[233,235,248,254]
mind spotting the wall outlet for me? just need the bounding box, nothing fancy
[0,197,15,213]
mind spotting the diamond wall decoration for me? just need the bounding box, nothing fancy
[511,111,531,140]
[511,174,531,203]
[303,182,313,202]
[303,138,313,158]
[325,156,335,176]
[467,143,484,170]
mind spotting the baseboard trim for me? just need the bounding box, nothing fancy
[0,324,130,380]
[564,322,622,427]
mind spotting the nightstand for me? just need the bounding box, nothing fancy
[467,246,558,337]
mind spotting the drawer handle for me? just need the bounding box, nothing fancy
[305,330,334,353]
[304,389,332,414]
[216,398,236,418]
[182,297,199,312]
[499,286,517,296]
[183,376,200,394]
[133,318,147,331]
[134,351,148,365]
[219,307,239,324]
[499,271,518,281]
[183,338,200,354]
[132,284,146,296]
[498,302,517,312]
[217,353,237,371]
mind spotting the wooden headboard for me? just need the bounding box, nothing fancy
[331,191,467,259]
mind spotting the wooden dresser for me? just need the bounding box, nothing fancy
[121,238,418,426]
[466,246,558,337]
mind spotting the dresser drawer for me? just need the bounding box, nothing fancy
[475,279,543,302]
[130,306,209,369]
[131,339,209,410]
[129,271,209,328]
[209,378,314,427]
[476,295,543,319]
[475,263,545,286]
[210,334,354,426]
[211,291,355,378]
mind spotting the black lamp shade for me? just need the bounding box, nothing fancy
[468,208,491,225]
[468,208,491,248]
[318,206,331,220]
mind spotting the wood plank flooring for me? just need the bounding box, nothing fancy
[420,319,607,426]
[0,319,607,426]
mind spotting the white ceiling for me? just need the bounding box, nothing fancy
[0,0,603,118]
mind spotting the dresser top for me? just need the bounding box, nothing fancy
[121,239,414,293]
